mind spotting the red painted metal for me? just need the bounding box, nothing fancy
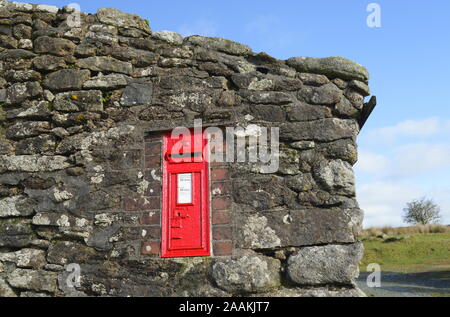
[161,130,210,258]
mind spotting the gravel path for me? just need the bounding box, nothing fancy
[357,271,450,297]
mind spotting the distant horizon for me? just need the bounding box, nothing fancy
[23,0,450,228]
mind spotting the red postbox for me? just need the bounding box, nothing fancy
[161,130,211,258]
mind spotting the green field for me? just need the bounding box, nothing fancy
[360,232,450,273]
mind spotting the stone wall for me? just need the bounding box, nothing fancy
[0,0,374,297]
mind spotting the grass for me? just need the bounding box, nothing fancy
[360,226,450,273]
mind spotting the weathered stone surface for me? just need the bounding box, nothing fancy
[297,73,330,86]
[290,141,316,150]
[0,48,36,61]
[0,155,70,172]
[0,219,35,248]
[287,102,332,122]
[240,90,293,105]
[286,173,316,192]
[7,100,51,120]
[314,160,355,196]
[0,1,373,298]
[287,57,369,81]
[97,8,151,33]
[0,34,18,48]
[238,209,363,248]
[5,81,42,105]
[6,121,50,139]
[47,241,105,266]
[20,291,51,297]
[120,83,153,106]
[186,36,252,56]
[34,36,76,56]
[153,30,183,45]
[212,255,281,294]
[43,69,90,91]
[287,243,364,286]
[7,269,58,293]
[32,55,66,71]
[299,83,343,105]
[5,69,41,82]
[258,286,366,297]
[349,80,371,96]
[0,278,17,297]
[280,118,360,142]
[53,90,103,112]
[56,125,135,154]
[0,196,35,217]
[0,139,14,155]
[335,97,359,117]
[318,139,358,165]
[83,73,128,89]
[32,212,88,228]
[76,56,133,75]
[13,23,32,39]
[0,249,46,269]
[16,135,56,155]
[241,215,282,249]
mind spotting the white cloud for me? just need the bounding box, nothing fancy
[178,19,218,37]
[357,182,450,228]
[357,117,450,228]
[357,142,450,179]
[355,151,390,174]
[392,143,450,176]
[363,118,450,145]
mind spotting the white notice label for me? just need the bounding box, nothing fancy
[178,173,192,204]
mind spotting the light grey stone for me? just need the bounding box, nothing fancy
[212,256,281,294]
[0,196,35,218]
[287,243,364,286]
[53,90,103,113]
[97,8,151,33]
[335,97,359,117]
[241,215,282,249]
[7,269,58,293]
[5,81,42,105]
[287,56,369,81]
[299,83,343,105]
[0,249,46,269]
[0,155,70,173]
[238,209,363,248]
[186,36,252,56]
[9,100,51,119]
[76,56,133,75]
[6,121,50,139]
[153,30,183,45]
[349,80,371,96]
[83,73,128,89]
[297,73,330,86]
[315,160,355,196]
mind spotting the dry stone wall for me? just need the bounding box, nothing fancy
[0,0,374,297]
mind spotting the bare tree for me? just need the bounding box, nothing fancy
[403,197,442,225]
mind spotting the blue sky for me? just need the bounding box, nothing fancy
[27,0,450,227]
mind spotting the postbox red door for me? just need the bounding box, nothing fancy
[161,131,210,258]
